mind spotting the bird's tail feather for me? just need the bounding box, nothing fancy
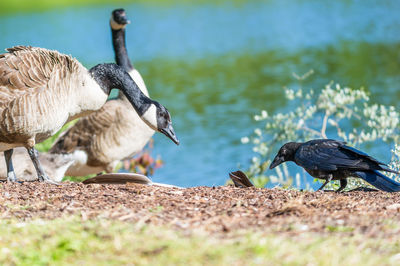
[379,165,399,175]
[355,170,400,192]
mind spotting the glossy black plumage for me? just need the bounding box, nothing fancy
[270,139,400,192]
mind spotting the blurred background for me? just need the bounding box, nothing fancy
[0,0,399,187]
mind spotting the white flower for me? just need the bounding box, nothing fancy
[261,110,268,118]
[241,137,250,144]
[285,89,295,100]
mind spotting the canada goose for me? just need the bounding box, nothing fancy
[49,9,158,176]
[0,148,74,182]
[0,46,179,183]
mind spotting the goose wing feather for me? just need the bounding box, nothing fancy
[49,100,123,155]
[0,46,79,108]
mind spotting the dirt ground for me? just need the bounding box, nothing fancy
[1,182,400,236]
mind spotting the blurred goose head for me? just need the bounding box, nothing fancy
[110,8,130,30]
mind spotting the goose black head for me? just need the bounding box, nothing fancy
[89,63,179,145]
[141,102,179,145]
[110,8,130,30]
[270,142,301,169]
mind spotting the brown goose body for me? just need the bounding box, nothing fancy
[0,46,108,151]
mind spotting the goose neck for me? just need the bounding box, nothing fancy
[89,63,151,116]
[112,28,133,72]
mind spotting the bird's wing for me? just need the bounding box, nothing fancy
[340,144,398,173]
[49,100,122,154]
[339,145,386,166]
[295,139,375,171]
[0,46,78,107]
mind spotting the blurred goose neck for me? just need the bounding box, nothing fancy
[112,28,133,72]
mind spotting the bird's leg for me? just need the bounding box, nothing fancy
[336,179,348,192]
[26,147,58,185]
[317,174,333,191]
[4,149,17,182]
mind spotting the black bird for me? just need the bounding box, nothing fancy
[269,139,400,192]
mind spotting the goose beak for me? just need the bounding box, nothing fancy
[120,17,130,25]
[160,123,179,145]
[118,11,130,25]
[269,155,284,169]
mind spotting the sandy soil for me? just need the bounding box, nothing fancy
[1,182,400,236]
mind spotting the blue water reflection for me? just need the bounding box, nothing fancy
[0,0,399,187]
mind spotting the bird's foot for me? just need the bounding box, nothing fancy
[38,174,60,185]
[7,171,18,182]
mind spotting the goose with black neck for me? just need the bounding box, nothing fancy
[89,62,178,144]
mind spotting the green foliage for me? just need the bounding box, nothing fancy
[242,72,400,190]
[62,175,96,182]
[326,225,355,233]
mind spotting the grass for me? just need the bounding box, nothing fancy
[62,175,95,182]
[35,120,78,153]
[0,217,400,265]
[0,0,255,15]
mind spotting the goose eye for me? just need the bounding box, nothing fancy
[164,113,170,121]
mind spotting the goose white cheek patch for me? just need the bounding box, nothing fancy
[110,18,126,30]
[141,104,158,131]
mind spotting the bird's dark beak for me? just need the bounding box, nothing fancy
[269,155,284,169]
[121,17,130,25]
[160,123,179,145]
[116,12,130,25]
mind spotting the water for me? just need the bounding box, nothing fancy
[0,1,399,187]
